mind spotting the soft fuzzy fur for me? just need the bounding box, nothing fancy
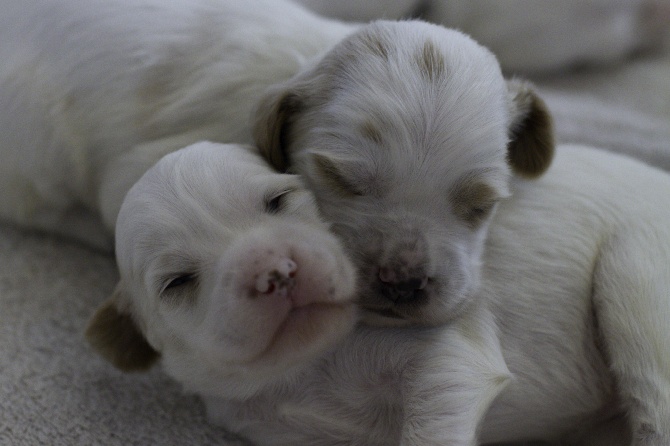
[253,21,553,327]
[4,1,668,445]
[299,0,670,74]
[90,144,670,445]
[87,141,359,401]
[0,0,354,251]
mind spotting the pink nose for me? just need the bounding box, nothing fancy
[255,258,297,296]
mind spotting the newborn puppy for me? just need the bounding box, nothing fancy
[0,0,354,251]
[87,141,358,397]
[299,0,670,74]
[89,144,670,446]
[254,21,554,326]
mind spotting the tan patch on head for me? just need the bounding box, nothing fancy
[359,31,390,60]
[451,179,499,228]
[417,40,446,82]
[360,120,384,145]
[312,154,363,197]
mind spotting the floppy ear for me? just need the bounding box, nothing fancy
[85,284,159,372]
[252,84,304,173]
[506,80,555,178]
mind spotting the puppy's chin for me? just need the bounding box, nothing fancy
[359,299,472,328]
[360,308,412,328]
[243,300,358,372]
[164,301,359,400]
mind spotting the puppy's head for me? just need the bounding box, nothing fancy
[86,142,357,398]
[254,21,554,327]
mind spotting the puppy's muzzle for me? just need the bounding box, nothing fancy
[377,230,430,303]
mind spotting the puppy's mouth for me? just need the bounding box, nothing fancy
[360,306,411,327]
[357,278,436,326]
[259,301,357,361]
[368,308,404,319]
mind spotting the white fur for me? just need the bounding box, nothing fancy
[109,144,670,446]
[4,1,668,444]
[0,0,355,250]
[111,141,359,398]
[252,20,541,327]
[299,0,670,74]
[199,145,669,446]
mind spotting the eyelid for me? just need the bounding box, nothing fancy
[312,153,365,197]
[162,274,196,292]
[451,180,500,227]
[264,188,294,214]
[264,188,294,202]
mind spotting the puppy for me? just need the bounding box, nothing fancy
[298,0,670,74]
[86,141,359,397]
[0,0,355,251]
[88,143,670,446]
[253,20,554,327]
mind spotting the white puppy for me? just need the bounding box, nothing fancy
[88,143,670,446]
[299,0,670,74]
[86,141,359,398]
[254,20,553,327]
[0,0,354,251]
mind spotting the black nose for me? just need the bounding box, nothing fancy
[379,269,428,303]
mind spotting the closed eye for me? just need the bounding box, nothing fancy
[265,190,292,214]
[312,153,366,197]
[163,274,196,292]
[451,180,500,228]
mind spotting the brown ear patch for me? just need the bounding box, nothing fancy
[253,88,303,173]
[86,299,159,372]
[507,83,555,178]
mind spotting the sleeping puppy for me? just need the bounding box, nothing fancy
[253,20,553,327]
[88,143,670,446]
[298,0,670,75]
[86,141,359,397]
[0,0,354,251]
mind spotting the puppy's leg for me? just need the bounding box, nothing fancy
[0,181,113,251]
[400,304,510,445]
[592,231,670,446]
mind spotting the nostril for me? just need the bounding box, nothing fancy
[395,277,426,292]
[379,275,429,303]
[255,257,297,295]
[379,267,397,283]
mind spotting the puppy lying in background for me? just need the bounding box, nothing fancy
[0,0,354,251]
[88,142,670,445]
[298,0,670,74]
